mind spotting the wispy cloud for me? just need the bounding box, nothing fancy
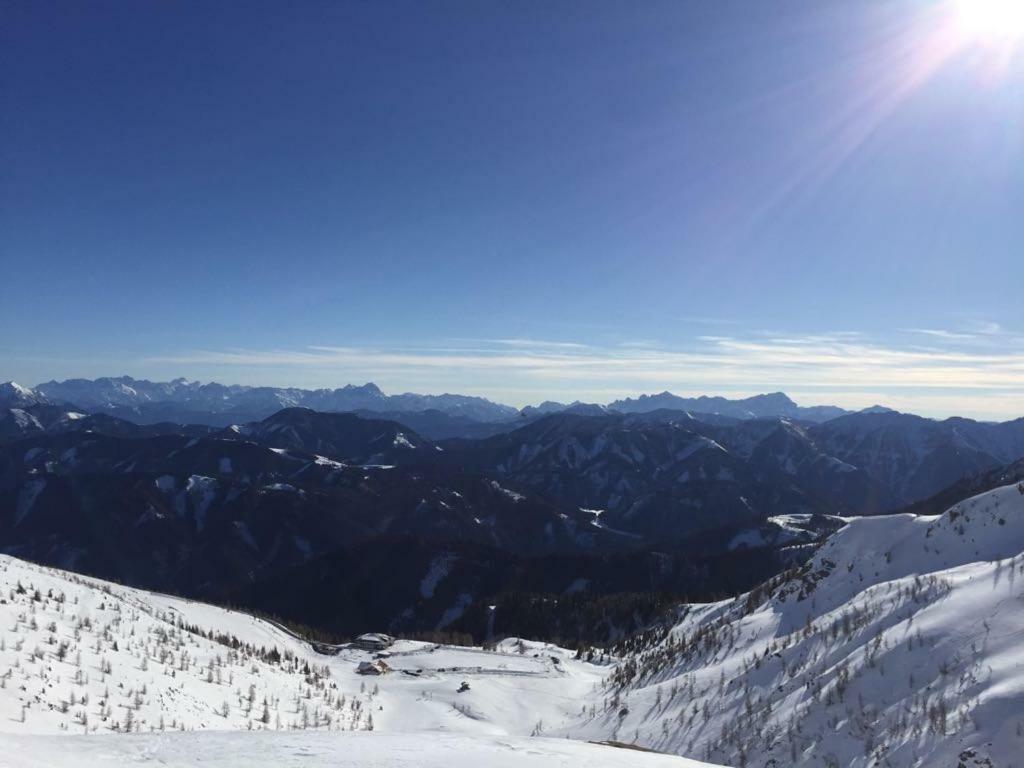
[905,328,980,341]
[903,322,1012,347]
[972,321,1004,336]
[485,338,591,350]
[616,340,662,349]
[676,316,741,326]
[144,330,1024,419]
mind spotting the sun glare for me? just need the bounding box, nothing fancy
[954,0,1024,44]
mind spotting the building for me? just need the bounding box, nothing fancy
[356,659,390,676]
[352,632,395,651]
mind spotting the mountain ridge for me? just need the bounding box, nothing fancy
[15,377,868,426]
[564,481,1024,766]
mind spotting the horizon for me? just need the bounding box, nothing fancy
[4,371,1012,423]
[3,1,1023,421]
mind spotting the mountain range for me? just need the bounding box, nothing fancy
[0,406,794,641]
[6,377,870,431]
[3,377,1024,767]
[21,377,520,426]
[4,379,1024,644]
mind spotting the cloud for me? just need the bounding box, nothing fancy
[972,321,1004,336]
[616,340,662,349]
[904,328,979,341]
[485,338,592,350]
[676,316,741,326]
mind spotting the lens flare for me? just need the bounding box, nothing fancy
[954,0,1024,45]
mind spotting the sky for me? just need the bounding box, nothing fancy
[2,0,1023,419]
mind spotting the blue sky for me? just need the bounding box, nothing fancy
[2,0,1022,418]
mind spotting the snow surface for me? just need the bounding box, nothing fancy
[0,555,716,766]
[1,730,713,767]
[489,480,525,503]
[392,433,416,449]
[565,482,1024,767]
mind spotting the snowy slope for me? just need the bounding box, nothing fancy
[0,554,715,765]
[564,482,1024,767]
[0,555,596,737]
[0,556,340,735]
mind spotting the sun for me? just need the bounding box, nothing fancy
[953,0,1024,45]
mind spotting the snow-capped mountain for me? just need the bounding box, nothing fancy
[563,481,1024,766]
[6,378,874,432]
[0,554,716,767]
[14,379,869,430]
[0,382,49,410]
[30,377,520,424]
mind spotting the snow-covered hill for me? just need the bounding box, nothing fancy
[0,555,342,735]
[565,482,1024,766]
[0,553,713,766]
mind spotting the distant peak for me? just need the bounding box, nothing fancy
[859,404,897,415]
[749,392,796,405]
[342,382,384,396]
[0,381,47,406]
